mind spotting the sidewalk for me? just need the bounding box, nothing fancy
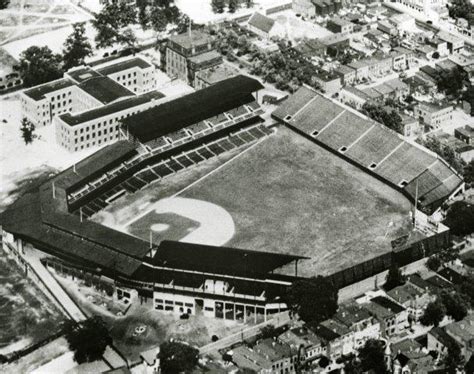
[26,250,86,322]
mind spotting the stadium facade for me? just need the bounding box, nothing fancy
[1,77,464,322]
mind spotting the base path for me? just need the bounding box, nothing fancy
[127,197,236,247]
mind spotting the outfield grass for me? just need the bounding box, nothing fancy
[179,126,414,277]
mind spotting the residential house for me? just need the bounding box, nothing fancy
[334,303,381,348]
[388,338,436,374]
[313,71,342,95]
[363,296,408,337]
[426,37,449,57]
[247,13,285,40]
[327,17,354,34]
[232,338,298,374]
[292,0,316,18]
[427,326,456,357]
[400,113,420,138]
[334,64,356,85]
[414,102,453,129]
[348,60,370,81]
[339,86,371,109]
[386,283,433,322]
[378,20,398,36]
[455,125,474,145]
[445,314,474,361]
[438,31,464,54]
[313,319,355,358]
[278,326,326,362]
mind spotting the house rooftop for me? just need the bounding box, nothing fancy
[387,283,425,305]
[335,64,355,75]
[279,326,322,348]
[248,12,275,34]
[196,64,239,85]
[78,76,134,104]
[187,50,222,65]
[364,296,405,318]
[455,125,474,139]
[335,303,373,327]
[168,30,213,50]
[66,66,103,84]
[445,314,474,342]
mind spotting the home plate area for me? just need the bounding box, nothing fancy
[126,197,236,247]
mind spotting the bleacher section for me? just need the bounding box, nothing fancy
[272,87,464,212]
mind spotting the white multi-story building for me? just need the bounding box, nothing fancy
[20,56,156,128]
[414,102,453,129]
[54,91,166,152]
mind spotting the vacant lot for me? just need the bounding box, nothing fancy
[180,126,413,277]
[0,252,64,355]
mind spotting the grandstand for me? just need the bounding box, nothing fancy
[272,86,464,213]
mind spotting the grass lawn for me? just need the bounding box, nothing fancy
[179,126,414,277]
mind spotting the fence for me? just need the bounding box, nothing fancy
[199,311,290,355]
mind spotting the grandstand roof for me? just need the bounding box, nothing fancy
[272,86,463,213]
[152,240,307,278]
[59,90,165,126]
[123,75,263,143]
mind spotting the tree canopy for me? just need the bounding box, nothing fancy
[63,316,112,364]
[443,340,464,374]
[384,263,406,291]
[285,276,338,324]
[20,117,36,145]
[420,136,466,174]
[463,160,474,187]
[443,201,474,236]
[159,341,199,373]
[17,46,63,87]
[439,290,468,321]
[0,0,9,10]
[92,2,137,49]
[448,0,474,27]
[63,23,93,71]
[357,339,387,374]
[435,66,468,98]
[420,300,446,327]
[362,103,403,134]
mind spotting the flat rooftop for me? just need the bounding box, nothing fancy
[78,76,134,104]
[96,57,152,76]
[23,78,75,101]
[59,90,165,126]
[168,30,213,50]
[66,66,103,83]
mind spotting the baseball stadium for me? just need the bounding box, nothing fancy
[0,76,463,322]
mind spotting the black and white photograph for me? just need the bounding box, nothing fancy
[0,0,473,372]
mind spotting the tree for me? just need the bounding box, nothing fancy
[0,0,9,10]
[285,276,338,324]
[259,324,276,339]
[443,201,474,236]
[137,0,149,29]
[448,0,474,27]
[458,275,474,306]
[63,316,112,364]
[20,117,36,145]
[421,136,466,174]
[435,66,468,98]
[149,5,168,32]
[443,340,464,374]
[228,0,238,13]
[426,255,442,272]
[420,300,446,327]
[362,103,403,134]
[159,341,199,374]
[463,160,474,186]
[17,46,63,87]
[384,263,406,291]
[93,2,137,49]
[246,0,253,8]
[63,23,93,71]
[211,0,225,13]
[358,339,387,374]
[439,290,468,321]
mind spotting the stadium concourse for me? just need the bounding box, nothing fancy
[272,86,464,214]
[0,75,303,323]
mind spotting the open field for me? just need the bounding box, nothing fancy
[0,252,64,355]
[178,126,414,276]
[96,126,414,278]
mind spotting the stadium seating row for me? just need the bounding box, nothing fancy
[272,86,463,211]
[73,124,273,218]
